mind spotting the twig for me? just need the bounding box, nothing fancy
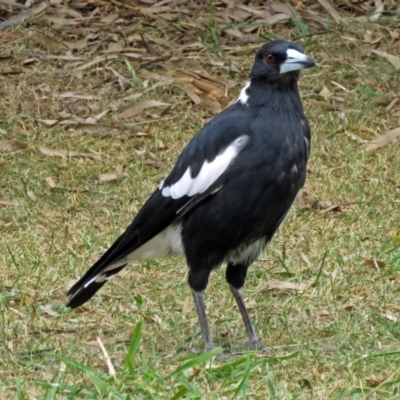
[290,29,336,41]
[0,1,47,31]
[97,337,116,377]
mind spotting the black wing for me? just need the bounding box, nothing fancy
[67,104,253,307]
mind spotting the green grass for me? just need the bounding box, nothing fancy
[1,3,400,399]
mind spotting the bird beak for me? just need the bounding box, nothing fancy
[280,48,316,74]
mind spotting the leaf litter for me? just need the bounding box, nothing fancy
[38,145,101,160]
[0,140,28,152]
[1,0,400,397]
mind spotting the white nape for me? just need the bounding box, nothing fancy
[237,81,251,105]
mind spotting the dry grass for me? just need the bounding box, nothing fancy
[1,1,400,399]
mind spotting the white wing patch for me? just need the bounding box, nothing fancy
[237,81,251,105]
[160,135,249,199]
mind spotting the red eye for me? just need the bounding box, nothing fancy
[265,53,275,63]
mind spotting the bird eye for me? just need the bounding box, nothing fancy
[264,53,275,63]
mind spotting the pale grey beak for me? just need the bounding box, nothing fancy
[280,48,315,74]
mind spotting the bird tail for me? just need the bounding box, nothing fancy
[67,264,126,308]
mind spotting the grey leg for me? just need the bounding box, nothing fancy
[191,289,215,351]
[229,285,264,349]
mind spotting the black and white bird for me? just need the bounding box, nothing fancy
[67,40,315,351]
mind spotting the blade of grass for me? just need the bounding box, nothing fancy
[125,320,143,375]
[167,347,223,378]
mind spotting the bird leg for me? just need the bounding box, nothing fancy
[191,289,215,351]
[229,285,265,350]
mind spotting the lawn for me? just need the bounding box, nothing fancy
[1,1,400,398]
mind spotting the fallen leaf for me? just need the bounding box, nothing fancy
[382,311,398,323]
[386,98,398,112]
[40,305,60,317]
[0,197,16,206]
[0,140,28,152]
[344,302,356,312]
[365,127,400,150]
[27,190,37,201]
[364,259,386,269]
[27,30,66,53]
[99,165,128,182]
[320,86,331,100]
[0,1,48,31]
[45,177,56,189]
[317,0,341,22]
[100,13,119,24]
[38,145,101,160]
[372,96,391,105]
[296,191,319,210]
[261,280,311,292]
[369,0,384,22]
[371,49,400,70]
[184,85,202,105]
[365,376,386,386]
[308,99,339,111]
[57,92,98,100]
[73,306,91,313]
[117,100,171,119]
[64,279,77,293]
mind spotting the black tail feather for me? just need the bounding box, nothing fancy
[67,265,126,308]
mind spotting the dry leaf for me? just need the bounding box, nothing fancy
[296,191,319,210]
[371,49,400,70]
[40,305,60,317]
[0,140,28,152]
[264,13,290,26]
[0,197,16,206]
[320,86,331,100]
[365,376,386,386]
[261,280,311,292]
[344,302,356,312]
[64,279,77,293]
[58,92,98,100]
[365,127,400,150]
[38,145,101,160]
[100,13,119,23]
[27,30,65,53]
[364,259,386,269]
[382,311,398,323]
[45,177,56,189]
[27,190,37,201]
[117,100,171,119]
[0,1,48,31]
[308,99,339,111]
[184,85,202,105]
[317,0,341,22]
[99,165,128,182]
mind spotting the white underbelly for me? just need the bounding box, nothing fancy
[127,224,184,262]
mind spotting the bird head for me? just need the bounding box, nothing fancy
[249,40,315,83]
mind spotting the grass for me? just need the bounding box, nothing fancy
[1,2,400,399]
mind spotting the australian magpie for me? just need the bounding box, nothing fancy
[67,40,315,351]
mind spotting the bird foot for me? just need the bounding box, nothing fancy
[247,339,270,353]
[229,340,270,354]
[190,341,215,355]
